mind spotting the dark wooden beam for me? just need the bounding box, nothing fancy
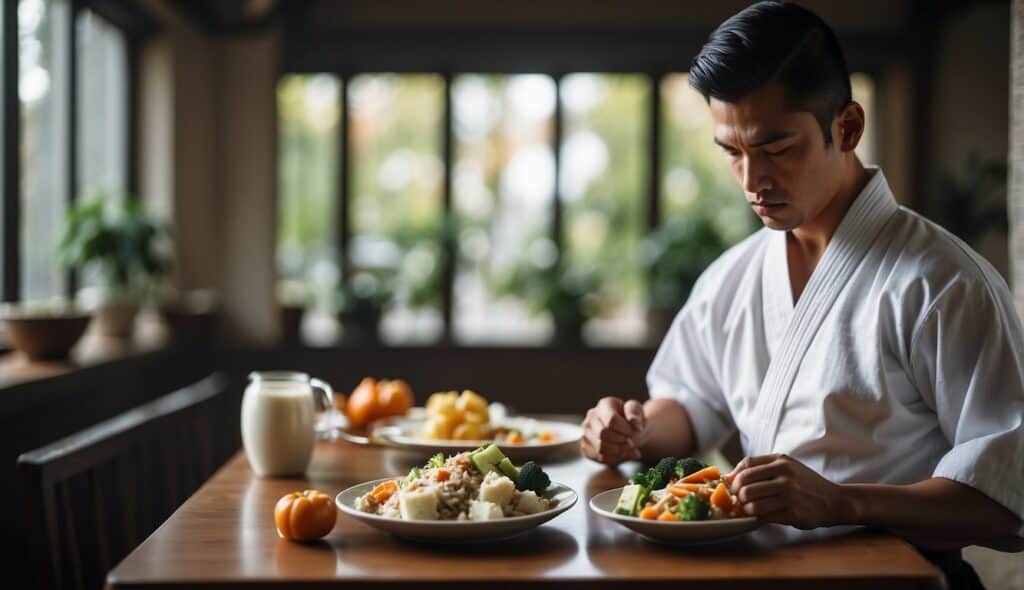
[440,73,454,345]
[2,0,20,302]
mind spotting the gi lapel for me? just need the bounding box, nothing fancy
[749,168,900,455]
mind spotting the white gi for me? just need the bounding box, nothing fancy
[648,166,1024,537]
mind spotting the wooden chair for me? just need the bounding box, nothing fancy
[17,373,234,590]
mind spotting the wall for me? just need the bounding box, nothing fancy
[138,2,279,345]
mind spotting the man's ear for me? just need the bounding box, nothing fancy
[834,101,866,153]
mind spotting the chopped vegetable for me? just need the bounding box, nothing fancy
[680,465,721,484]
[426,453,445,469]
[678,492,710,521]
[710,482,733,511]
[435,468,451,482]
[667,482,709,498]
[653,457,678,486]
[400,467,421,488]
[537,431,556,443]
[615,483,647,516]
[639,506,660,520]
[506,431,525,444]
[370,480,399,504]
[657,511,680,522]
[674,457,707,479]
[514,461,551,494]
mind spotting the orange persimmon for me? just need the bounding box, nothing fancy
[274,489,337,542]
[681,465,721,484]
[710,482,733,511]
[345,377,415,428]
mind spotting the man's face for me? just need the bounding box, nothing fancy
[709,83,843,232]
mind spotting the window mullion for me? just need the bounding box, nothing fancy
[440,72,454,345]
[1,0,20,302]
[338,75,350,284]
[66,0,80,299]
[647,72,663,231]
[552,73,564,265]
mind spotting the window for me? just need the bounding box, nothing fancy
[275,69,877,347]
[453,74,556,345]
[19,0,69,300]
[8,0,136,302]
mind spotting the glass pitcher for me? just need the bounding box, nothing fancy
[240,371,335,477]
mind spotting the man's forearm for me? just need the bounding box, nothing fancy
[841,477,1021,550]
[636,398,696,460]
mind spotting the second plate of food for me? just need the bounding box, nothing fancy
[336,445,577,543]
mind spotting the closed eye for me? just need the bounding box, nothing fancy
[764,147,791,157]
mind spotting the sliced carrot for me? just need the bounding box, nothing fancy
[723,471,736,486]
[710,482,733,511]
[667,483,703,496]
[657,511,679,522]
[537,431,556,443]
[434,468,451,482]
[639,506,660,520]
[370,480,398,503]
[506,432,525,444]
[681,465,721,484]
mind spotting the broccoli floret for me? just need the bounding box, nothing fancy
[514,461,551,494]
[426,453,445,469]
[678,492,710,521]
[674,457,707,479]
[654,457,677,487]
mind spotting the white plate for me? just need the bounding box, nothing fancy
[589,487,762,545]
[337,477,577,543]
[360,413,583,462]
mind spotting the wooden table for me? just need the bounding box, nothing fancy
[107,440,944,589]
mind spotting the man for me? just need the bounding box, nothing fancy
[581,2,1023,586]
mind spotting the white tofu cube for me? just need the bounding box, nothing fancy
[479,471,515,506]
[468,500,504,521]
[398,487,439,520]
[514,490,547,514]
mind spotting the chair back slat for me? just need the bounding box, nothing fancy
[18,373,230,590]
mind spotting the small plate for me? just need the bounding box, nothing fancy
[337,477,578,543]
[589,487,762,545]
[342,409,581,460]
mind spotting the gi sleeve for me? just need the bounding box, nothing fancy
[910,274,1024,540]
[646,274,735,455]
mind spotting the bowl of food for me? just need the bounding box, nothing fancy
[337,444,577,543]
[590,456,761,545]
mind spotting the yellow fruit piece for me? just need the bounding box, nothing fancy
[424,416,455,439]
[462,410,489,425]
[452,422,485,440]
[456,390,488,415]
[426,391,458,414]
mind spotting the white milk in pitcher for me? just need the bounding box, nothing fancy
[241,377,316,476]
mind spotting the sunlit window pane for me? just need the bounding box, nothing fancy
[560,73,649,346]
[660,73,750,241]
[20,0,69,300]
[452,74,555,345]
[349,74,444,344]
[276,73,340,311]
[76,9,126,198]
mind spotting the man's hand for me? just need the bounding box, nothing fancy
[581,397,647,466]
[729,453,852,529]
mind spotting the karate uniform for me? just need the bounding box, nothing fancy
[648,167,1024,538]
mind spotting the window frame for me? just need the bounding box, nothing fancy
[1,0,154,303]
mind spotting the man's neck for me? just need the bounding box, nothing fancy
[789,160,871,258]
[785,159,870,304]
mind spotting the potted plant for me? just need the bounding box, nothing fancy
[57,194,171,339]
[491,251,602,347]
[640,215,727,342]
[335,271,393,346]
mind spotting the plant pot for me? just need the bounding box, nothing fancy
[1,309,90,361]
[279,304,306,346]
[94,302,140,339]
[339,310,382,347]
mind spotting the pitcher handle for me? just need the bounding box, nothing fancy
[310,378,337,440]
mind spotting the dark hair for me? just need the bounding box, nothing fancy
[689,1,852,145]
